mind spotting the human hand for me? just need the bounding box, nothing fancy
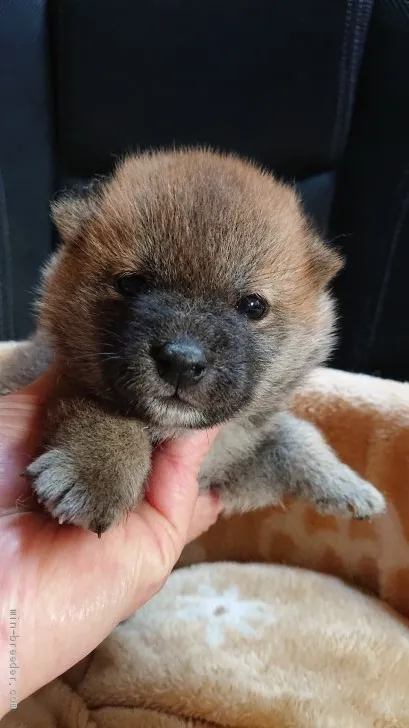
[0,374,222,716]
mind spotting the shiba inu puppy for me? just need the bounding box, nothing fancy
[0,149,386,533]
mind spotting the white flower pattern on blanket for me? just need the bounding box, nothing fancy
[174,583,277,647]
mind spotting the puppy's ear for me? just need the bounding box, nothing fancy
[307,233,344,290]
[50,179,105,243]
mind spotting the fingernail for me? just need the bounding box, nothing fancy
[196,491,223,517]
[208,490,223,513]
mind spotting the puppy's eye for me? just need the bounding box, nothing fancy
[116,274,151,297]
[236,293,268,321]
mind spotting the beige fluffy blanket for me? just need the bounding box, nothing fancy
[2,361,409,727]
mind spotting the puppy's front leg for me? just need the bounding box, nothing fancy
[211,412,386,519]
[26,398,152,534]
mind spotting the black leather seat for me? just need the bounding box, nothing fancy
[1,0,408,380]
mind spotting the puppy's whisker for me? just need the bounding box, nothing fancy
[69,352,122,362]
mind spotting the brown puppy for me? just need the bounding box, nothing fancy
[0,149,386,533]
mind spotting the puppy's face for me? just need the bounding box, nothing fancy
[39,150,342,429]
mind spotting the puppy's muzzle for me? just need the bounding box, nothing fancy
[151,340,207,389]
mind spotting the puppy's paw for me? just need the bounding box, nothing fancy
[314,465,386,520]
[26,448,148,534]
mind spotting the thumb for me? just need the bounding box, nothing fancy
[138,428,219,567]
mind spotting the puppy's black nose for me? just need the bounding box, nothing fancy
[152,340,207,388]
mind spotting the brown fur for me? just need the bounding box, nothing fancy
[0,149,385,533]
[40,151,340,390]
